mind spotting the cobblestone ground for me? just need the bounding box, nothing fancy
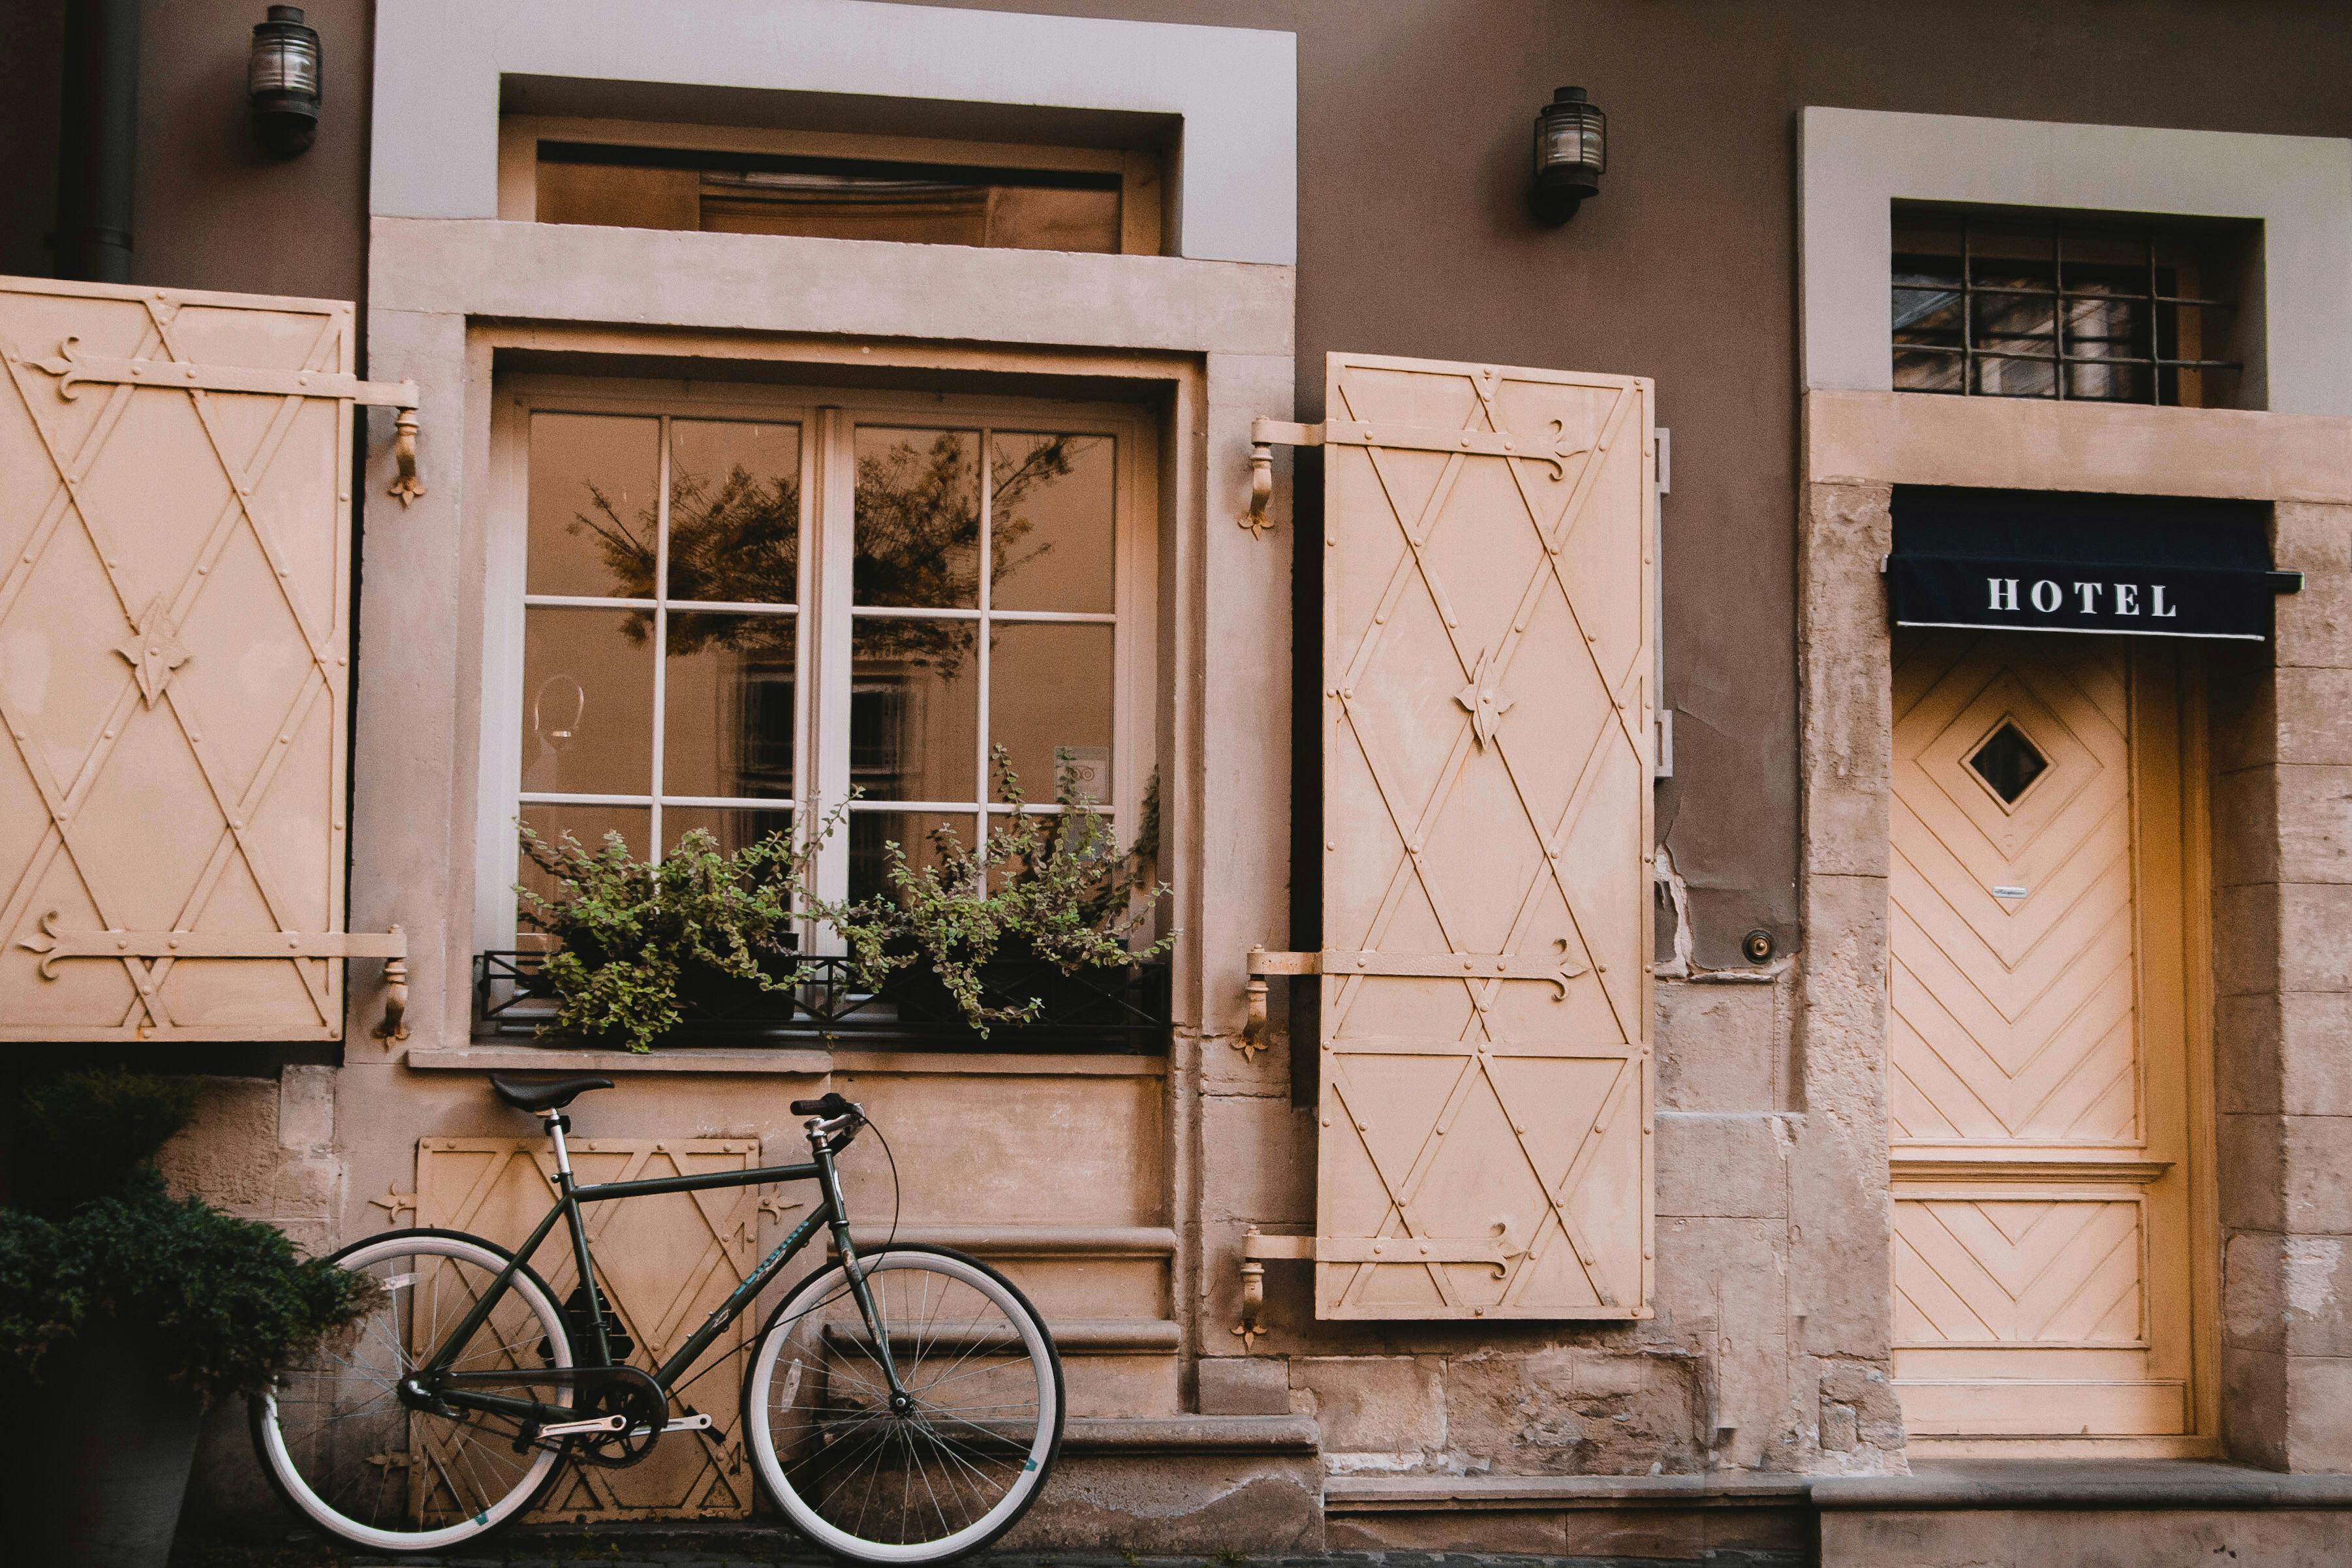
[172,1531,1803,1568]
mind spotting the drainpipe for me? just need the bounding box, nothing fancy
[54,0,141,283]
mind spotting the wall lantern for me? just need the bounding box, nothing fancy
[248,5,322,156]
[1529,86,1605,224]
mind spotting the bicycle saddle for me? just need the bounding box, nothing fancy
[489,1073,613,1113]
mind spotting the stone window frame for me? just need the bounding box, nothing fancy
[1799,106,2352,415]
[350,0,1299,1062]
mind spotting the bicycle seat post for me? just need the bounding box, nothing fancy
[542,1109,574,1182]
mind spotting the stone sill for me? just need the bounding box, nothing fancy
[404,1045,1165,1077]
[1326,1473,1811,1511]
[1813,1459,2352,1511]
[1061,1415,1321,1454]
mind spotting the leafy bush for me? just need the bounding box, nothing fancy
[0,1070,374,1399]
[833,750,1173,1034]
[518,820,817,1053]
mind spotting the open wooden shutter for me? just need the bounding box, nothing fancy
[0,276,412,1041]
[1314,352,1654,1319]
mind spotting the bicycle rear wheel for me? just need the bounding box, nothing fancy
[744,1245,1064,1564]
[249,1229,574,1555]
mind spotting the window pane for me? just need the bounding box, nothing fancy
[989,431,1115,613]
[518,805,651,943]
[1891,287,1963,348]
[528,413,660,598]
[2158,301,2235,365]
[849,810,974,906]
[851,619,978,803]
[664,611,796,801]
[989,623,1114,805]
[521,607,653,794]
[2062,296,2149,363]
[855,427,981,608]
[1968,227,2055,290]
[665,805,794,859]
[1891,221,1962,289]
[1971,356,2057,399]
[1972,292,2054,356]
[2066,361,2150,403]
[666,420,801,604]
[2058,230,2148,296]
[1893,348,1966,393]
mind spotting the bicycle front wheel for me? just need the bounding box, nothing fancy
[249,1229,574,1555]
[744,1245,1064,1564]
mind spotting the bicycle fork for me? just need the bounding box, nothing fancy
[811,1119,912,1411]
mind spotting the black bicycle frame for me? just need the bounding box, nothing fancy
[419,1133,894,1430]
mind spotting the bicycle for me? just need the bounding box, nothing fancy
[251,1075,1064,1563]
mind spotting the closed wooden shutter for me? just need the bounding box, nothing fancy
[1315,352,1655,1319]
[0,277,410,1041]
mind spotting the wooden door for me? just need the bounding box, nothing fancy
[1315,352,1654,1320]
[1889,630,2205,1443]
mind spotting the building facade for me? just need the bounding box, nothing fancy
[5,3,2351,1562]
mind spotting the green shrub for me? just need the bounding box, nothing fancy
[832,750,1173,1034]
[0,1069,374,1399]
[518,818,820,1053]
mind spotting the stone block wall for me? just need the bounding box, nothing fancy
[2213,500,2352,1471]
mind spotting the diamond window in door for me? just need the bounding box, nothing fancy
[1314,352,1656,1320]
[1967,720,2047,806]
[0,277,409,1040]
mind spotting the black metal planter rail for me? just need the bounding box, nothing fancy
[472,949,1173,1053]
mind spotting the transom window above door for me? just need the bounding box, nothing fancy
[485,383,1158,945]
[1891,207,2255,408]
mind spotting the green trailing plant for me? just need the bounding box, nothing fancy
[518,815,830,1053]
[0,1069,374,1398]
[830,749,1173,1035]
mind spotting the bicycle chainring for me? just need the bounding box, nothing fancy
[570,1365,670,1469]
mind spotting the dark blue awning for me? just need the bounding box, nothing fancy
[1886,487,2300,641]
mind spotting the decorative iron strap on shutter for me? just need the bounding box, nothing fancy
[1239,353,1656,1324]
[0,276,418,1041]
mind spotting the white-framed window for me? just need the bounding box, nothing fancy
[476,377,1160,952]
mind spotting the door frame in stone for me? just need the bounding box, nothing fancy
[1793,388,2352,1464]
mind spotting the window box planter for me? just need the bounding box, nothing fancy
[474,949,1171,1054]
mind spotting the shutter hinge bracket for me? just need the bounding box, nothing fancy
[1239,945,1320,1058]
[1239,419,1325,538]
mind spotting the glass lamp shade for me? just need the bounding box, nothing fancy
[249,5,322,155]
[1530,86,1605,224]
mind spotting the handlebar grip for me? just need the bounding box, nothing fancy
[792,1092,852,1118]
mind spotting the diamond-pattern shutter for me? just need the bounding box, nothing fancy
[415,1138,773,1520]
[0,277,410,1041]
[1316,352,1655,1320]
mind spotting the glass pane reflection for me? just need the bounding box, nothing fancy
[666,420,801,604]
[989,431,1114,613]
[527,414,660,599]
[849,810,973,906]
[989,622,1113,802]
[854,427,980,608]
[664,611,796,800]
[521,607,653,795]
[851,618,977,803]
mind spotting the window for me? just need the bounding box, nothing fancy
[1892,209,2250,407]
[485,382,1157,947]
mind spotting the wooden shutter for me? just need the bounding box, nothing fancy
[0,276,410,1041]
[1314,352,1655,1319]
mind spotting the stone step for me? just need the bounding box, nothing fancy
[1324,1472,1812,1561]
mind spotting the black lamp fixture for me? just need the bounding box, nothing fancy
[248,5,322,156]
[1529,86,1605,224]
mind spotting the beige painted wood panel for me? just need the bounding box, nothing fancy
[416,1138,767,1520]
[0,277,375,1039]
[1890,630,2200,1441]
[1316,352,1654,1320]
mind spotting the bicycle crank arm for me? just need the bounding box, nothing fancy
[535,1413,629,1438]
[625,1411,713,1441]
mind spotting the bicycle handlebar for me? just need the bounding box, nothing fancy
[792,1092,856,1118]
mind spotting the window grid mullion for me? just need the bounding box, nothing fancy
[976,427,993,834]
[649,414,670,859]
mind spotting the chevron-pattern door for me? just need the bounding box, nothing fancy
[1315,352,1654,1321]
[0,276,407,1039]
[1889,630,2200,1443]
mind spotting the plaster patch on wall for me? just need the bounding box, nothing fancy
[2286,1237,2345,1318]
